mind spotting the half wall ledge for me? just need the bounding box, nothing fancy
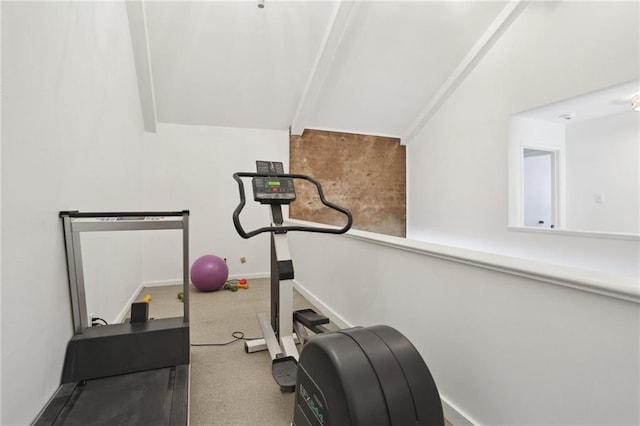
[286,219,640,304]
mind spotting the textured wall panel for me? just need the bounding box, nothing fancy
[290,129,406,237]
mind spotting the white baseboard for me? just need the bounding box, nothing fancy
[140,279,184,287]
[292,279,353,330]
[441,395,477,425]
[114,281,146,323]
[229,272,269,280]
[141,272,269,288]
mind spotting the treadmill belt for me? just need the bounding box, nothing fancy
[56,368,176,425]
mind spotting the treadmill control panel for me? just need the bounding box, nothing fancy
[252,161,296,204]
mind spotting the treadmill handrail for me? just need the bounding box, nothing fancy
[232,172,353,239]
[60,210,189,218]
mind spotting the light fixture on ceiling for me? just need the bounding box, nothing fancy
[257,0,265,8]
[632,94,640,111]
[559,113,575,121]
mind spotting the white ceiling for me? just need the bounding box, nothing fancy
[516,79,640,124]
[144,1,336,131]
[131,1,514,140]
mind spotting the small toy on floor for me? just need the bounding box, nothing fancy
[177,291,184,302]
[223,278,249,292]
[142,294,152,303]
[223,282,238,292]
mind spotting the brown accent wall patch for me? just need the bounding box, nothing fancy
[290,129,406,237]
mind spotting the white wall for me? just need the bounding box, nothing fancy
[289,231,639,425]
[408,1,639,278]
[141,123,290,284]
[1,3,145,424]
[565,111,639,234]
[382,1,640,423]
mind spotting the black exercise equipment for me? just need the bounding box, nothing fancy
[233,162,444,425]
[33,211,190,426]
[294,325,444,425]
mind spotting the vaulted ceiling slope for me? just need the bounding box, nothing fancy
[128,1,514,141]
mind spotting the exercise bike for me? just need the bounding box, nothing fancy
[233,161,444,425]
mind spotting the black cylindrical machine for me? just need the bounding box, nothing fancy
[293,325,444,426]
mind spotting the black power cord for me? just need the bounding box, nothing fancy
[91,317,108,326]
[191,331,260,347]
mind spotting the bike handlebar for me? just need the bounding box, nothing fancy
[232,172,353,239]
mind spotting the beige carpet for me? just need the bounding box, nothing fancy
[135,278,313,425]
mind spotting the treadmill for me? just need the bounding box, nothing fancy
[33,211,190,426]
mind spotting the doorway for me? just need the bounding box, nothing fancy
[523,148,557,228]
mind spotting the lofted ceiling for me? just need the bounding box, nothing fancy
[127,1,517,142]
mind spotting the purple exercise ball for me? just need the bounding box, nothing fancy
[190,255,229,292]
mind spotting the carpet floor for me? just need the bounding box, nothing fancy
[135,278,313,425]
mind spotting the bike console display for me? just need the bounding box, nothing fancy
[252,161,296,204]
[232,161,353,239]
